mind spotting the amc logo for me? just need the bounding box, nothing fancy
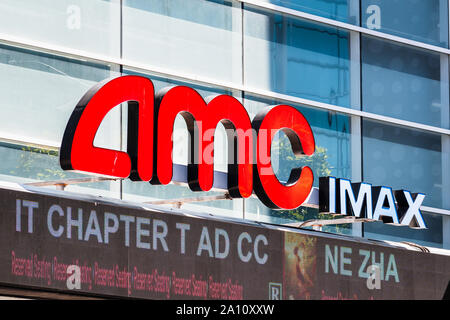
[60,76,315,210]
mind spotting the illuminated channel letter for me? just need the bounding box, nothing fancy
[394,190,426,229]
[319,176,337,213]
[372,186,399,224]
[339,179,373,219]
[319,176,426,228]
[60,75,154,180]
[153,86,253,198]
[252,105,315,209]
[320,177,373,218]
[60,76,317,209]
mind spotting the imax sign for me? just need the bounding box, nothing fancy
[319,177,426,229]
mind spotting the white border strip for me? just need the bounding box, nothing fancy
[422,206,450,217]
[0,131,59,150]
[0,32,448,137]
[238,0,450,55]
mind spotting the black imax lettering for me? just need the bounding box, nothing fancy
[319,176,426,229]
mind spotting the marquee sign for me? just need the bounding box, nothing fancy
[59,76,426,228]
[2,185,447,299]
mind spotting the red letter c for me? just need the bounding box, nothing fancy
[252,105,315,209]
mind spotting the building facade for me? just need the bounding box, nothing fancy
[0,0,449,299]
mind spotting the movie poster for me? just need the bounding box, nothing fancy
[283,232,317,299]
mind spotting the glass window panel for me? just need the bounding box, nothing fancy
[0,0,120,57]
[0,44,120,147]
[361,36,449,128]
[0,143,118,198]
[259,0,356,24]
[361,0,449,48]
[364,212,443,249]
[242,94,355,233]
[244,6,351,108]
[362,119,446,210]
[244,95,353,185]
[123,0,242,84]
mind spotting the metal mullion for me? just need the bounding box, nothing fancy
[441,0,450,248]
[237,0,450,55]
[442,2,450,247]
[349,5,363,235]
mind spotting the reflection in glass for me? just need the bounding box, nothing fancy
[0,0,121,57]
[0,44,118,146]
[361,36,448,128]
[362,120,444,209]
[245,95,352,185]
[123,0,242,84]
[364,213,443,248]
[259,0,353,23]
[361,0,448,48]
[0,143,115,195]
[244,6,351,108]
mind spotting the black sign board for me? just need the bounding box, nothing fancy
[0,186,448,299]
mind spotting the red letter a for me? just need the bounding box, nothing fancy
[60,75,154,180]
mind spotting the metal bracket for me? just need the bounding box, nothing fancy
[285,216,374,229]
[144,193,232,208]
[399,241,430,253]
[25,176,118,190]
[23,175,371,226]
[24,177,234,208]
